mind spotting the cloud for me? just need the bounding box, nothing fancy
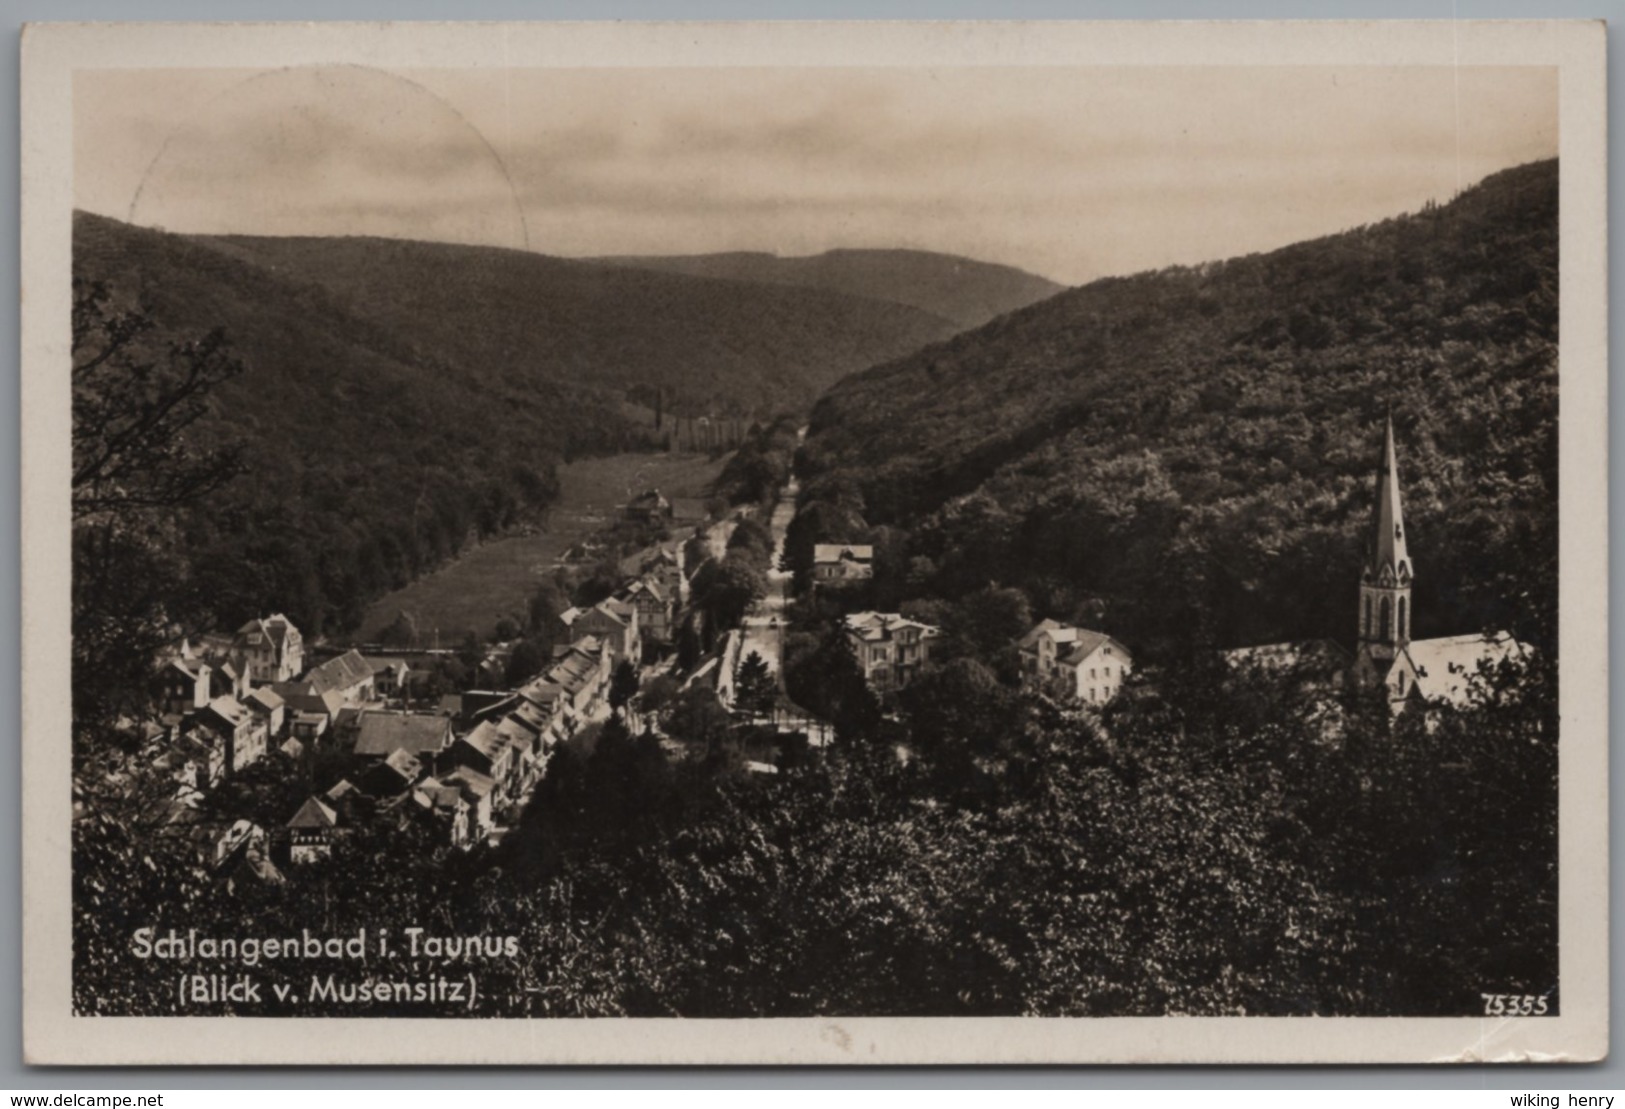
[76,63,1557,284]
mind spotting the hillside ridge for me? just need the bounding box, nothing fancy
[797,158,1559,655]
[593,246,1064,330]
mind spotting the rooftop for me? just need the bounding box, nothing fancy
[354,711,451,757]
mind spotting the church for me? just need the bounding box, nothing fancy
[1347,416,1529,710]
[1225,417,1529,712]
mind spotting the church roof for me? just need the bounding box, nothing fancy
[1406,633,1529,706]
[1367,415,1413,585]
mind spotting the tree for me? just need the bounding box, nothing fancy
[504,638,549,687]
[638,673,682,719]
[72,279,245,522]
[664,686,733,758]
[377,610,419,649]
[527,580,568,637]
[676,619,704,672]
[693,550,767,632]
[734,650,777,718]
[608,659,641,716]
[944,585,1033,668]
[71,281,248,740]
[896,657,1021,785]
[727,516,773,558]
[785,627,881,743]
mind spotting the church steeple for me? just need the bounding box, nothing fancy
[1370,414,1411,584]
[1358,415,1413,658]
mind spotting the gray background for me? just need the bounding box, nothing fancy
[2,0,1617,1089]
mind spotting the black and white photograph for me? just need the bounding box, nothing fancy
[20,19,1608,1064]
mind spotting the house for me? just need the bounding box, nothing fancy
[489,715,539,799]
[459,690,515,723]
[408,768,495,849]
[435,718,531,806]
[1018,621,1134,706]
[514,680,576,749]
[401,780,470,847]
[636,544,689,605]
[371,658,412,698]
[353,711,453,761]
[542,639,609,715]
[356,747,426,799]
[286,796,340,863]
[443,711,539,799]
[1018,619,1076,683]
[323,778,369,824]
[243,686,286,740]
[333,706,365,744]
[231,614,305,684]
[153,655,211,717]
[813,544,875,583]
[558,599,640,663]
[440,767,497,841]
[194,694,266,774]
[623,489,673,525]
[289,712,329,745]
[153,731,223,794]
[615,577,674,644]
[268,682,346,732]
[303,649,376,706]
[204,657,249,703]
[843,612,941,695]
[437,720,513,787]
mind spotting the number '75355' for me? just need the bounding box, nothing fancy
[1482,993,1550,1017]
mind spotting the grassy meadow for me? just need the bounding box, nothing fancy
[356,451,725,643]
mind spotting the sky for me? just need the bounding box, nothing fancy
[75,64,1557,286]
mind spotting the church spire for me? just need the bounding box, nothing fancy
[1358,415,1413,656]
[1369,414,1411,584]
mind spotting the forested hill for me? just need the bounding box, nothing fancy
[799,159,1559,655]
[74,212,584,636]
[72,212,965,636]
[594,248,1064,330]
[187,229,961,417]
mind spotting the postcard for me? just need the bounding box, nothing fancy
[21,19,1608,1064]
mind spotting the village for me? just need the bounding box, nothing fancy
[130,417,1526,890]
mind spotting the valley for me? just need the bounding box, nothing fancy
[356,450,727,644]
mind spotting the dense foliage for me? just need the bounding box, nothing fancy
[77,649,1555,1018]
[711,416,802,509]
[74,214,576,639]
